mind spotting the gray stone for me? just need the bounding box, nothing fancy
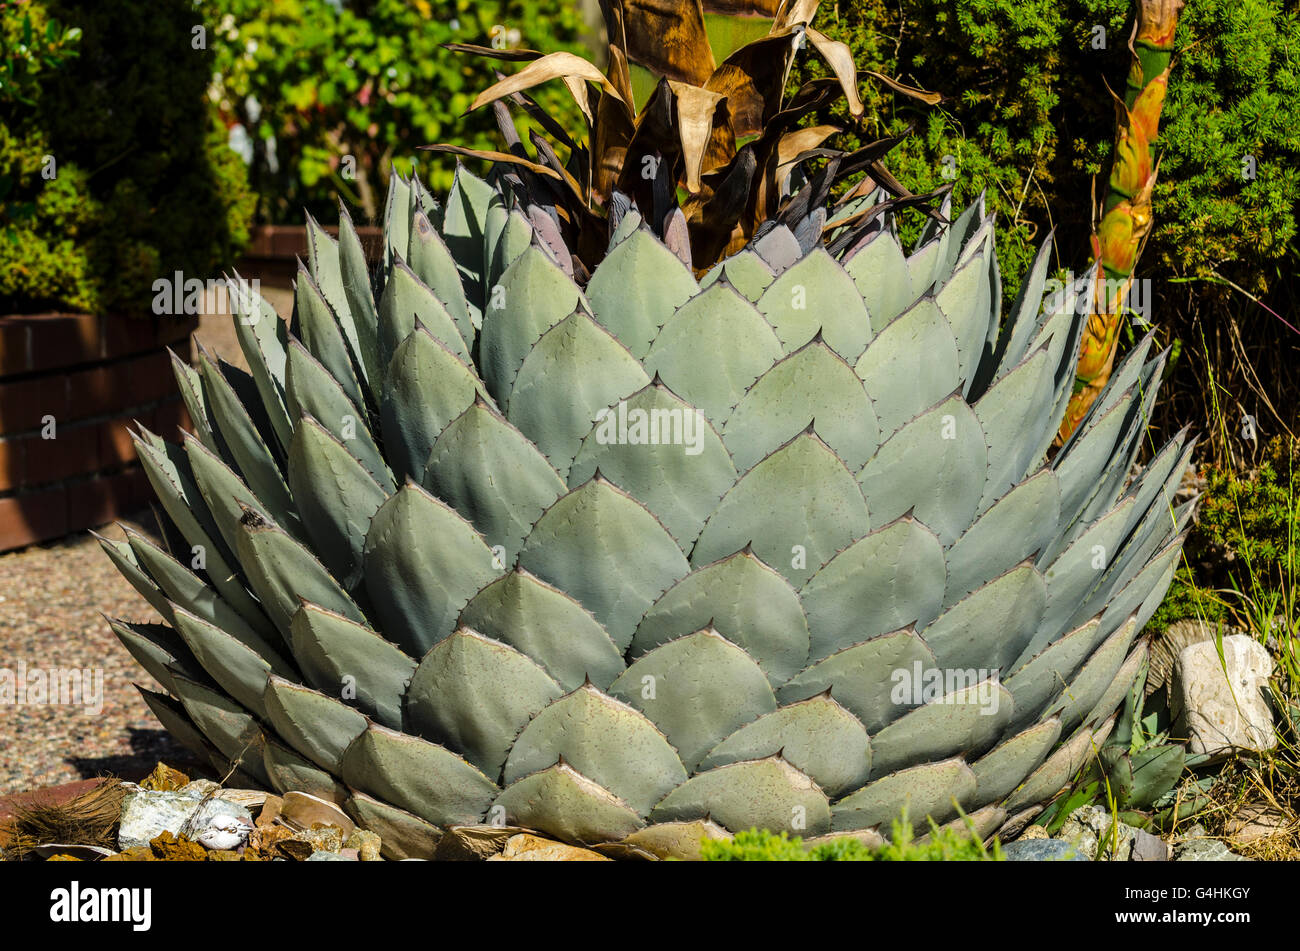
[1056,805,1138,860]
[1172,635,1276,759]
[306,850,353,861]
[1001,839,1087,861]
[1129,828,1172,861]
[117,786,254,851]
[1174,837,1250,862]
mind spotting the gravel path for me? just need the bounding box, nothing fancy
[0,513,198,795]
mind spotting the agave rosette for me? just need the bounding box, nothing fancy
[104,165,1192,857]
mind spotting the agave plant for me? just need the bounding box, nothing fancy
[103,162,1192,858]
[431,0,939,274]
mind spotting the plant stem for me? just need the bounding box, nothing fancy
[1057,0,1184,444]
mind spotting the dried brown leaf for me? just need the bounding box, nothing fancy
[612,0,716,86]
[864,69,941,105]
[805,27,864,118]
[469,51,626,114]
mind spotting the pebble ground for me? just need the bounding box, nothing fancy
[0,513,195,795]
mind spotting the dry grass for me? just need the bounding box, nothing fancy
[1183,697,1300,860]
[1149,276,1300,471]
[1,777,127,859]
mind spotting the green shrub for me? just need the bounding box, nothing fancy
[206,0,586,224]
[801,0,1300,303]
[1145,565,1227,637]
[700,820,1004,861]
[0,0,254,315]
[0,2,80,241]
[1195,437,1300,590]
[1147,437,1300,635]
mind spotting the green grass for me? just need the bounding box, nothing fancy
[700,814,1004,861]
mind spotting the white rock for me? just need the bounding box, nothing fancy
[178,779,220,799]
[1172,635,1276,759]
[117,787,254,851]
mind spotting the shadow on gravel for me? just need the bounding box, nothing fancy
[66,728,206,785]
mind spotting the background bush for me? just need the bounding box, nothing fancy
[1149,435,1300,636]
[804,0,1300,464]
[0,0,254,316]
[206,0,586,225]
[805,0,1299,301]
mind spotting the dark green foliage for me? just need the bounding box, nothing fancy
[1143,438,1297,642]
[802,0,1300,302]
[0,4,80,240]
[700,821,1004,861]
[1196,436,1300,588]
[0,0,254,315]
[1036,666,1213,833]
[206,0,586,224]
[1146,565,1226,637]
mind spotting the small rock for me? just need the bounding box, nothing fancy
[1175,837,1250,862]
[1001,839,1087,861]
[117,787,254,851]
[139,763,191,792]
[270,838,315,862]
[205,850,244,862]
[1129,828,1172,861]
[1173,635,1276,759]
[149,830,208,861]
[256,795,284,828]
[306,850,353,861]
[1056,805,1139,860]
[296,825,345,854]
[1225,805,1289,845]
[251,824,296,852]
[1017,825,1049,841]
[339,848,360,861]
[490,833,611,861]
[344,828,383,862]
